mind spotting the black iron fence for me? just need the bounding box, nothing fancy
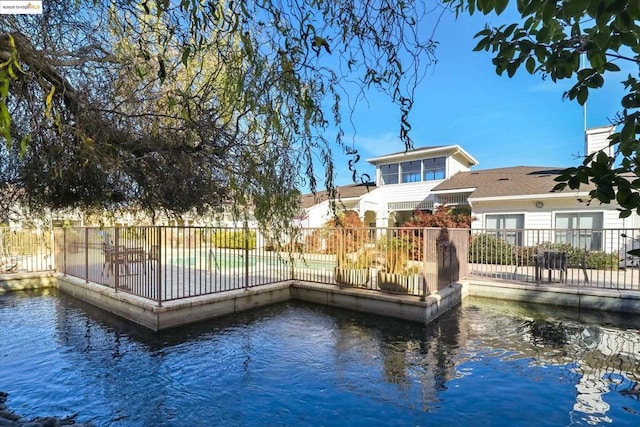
[53,226,468,304]
[0,227,53,273]
[468,228,640,290]
[17,225,639,305]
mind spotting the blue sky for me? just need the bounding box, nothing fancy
[328,6,626,188]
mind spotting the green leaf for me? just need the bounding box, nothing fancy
[181,46,190,67]
[620,210,633,219]
[576,86,588,105]
[525,56,535,73]
[19,133,30,157]
[621,93,640,108]
[563,0,587,20]
[0,101,11,148]
[594,30,611,50]
[588,51,606,70]
[621,121,636,142]
[604,62,621,72]
[495,0,508,15]
[44,85,55,118]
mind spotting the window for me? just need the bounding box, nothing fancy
[380,156,446,185]
[423,157,446,180]
[380,164,399,184]
[486,214,524,245]
[555,212,603,250]
[401,161,421,183]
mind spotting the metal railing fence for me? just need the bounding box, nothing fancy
[54,226,469,304]
[51,226,640,306]
[469,228,640,290]
[1,227,53,273]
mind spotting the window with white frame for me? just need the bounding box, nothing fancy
[379,156,446,185]
[486,214,524,245]
[380,163,399,185]
[555,212,603,250]
[401,160,421,183]
[423,157,446,180]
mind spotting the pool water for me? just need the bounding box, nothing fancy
[1,289,640,426]
[171,251,331,270]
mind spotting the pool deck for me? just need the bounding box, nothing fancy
[2,271,640,331]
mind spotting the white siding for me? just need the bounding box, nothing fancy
[585,126,615,157]
[447,156,472,178]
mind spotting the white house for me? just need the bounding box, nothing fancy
[301,126,639,248]
[299,145,479,228]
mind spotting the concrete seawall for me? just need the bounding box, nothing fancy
[3,272,639,331]
[1,273,463,331]
[467,278,640,314]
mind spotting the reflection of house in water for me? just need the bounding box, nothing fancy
[569,326,640,422]
[458,299,640,423]
[333,311,463,410]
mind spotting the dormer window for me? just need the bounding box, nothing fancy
[379,156,447,185]
[380,163,399,184]
[423,157,446,180]
[401,160,421,183]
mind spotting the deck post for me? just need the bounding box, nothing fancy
[156,227,162,307]
[421,228,427,301]
[85,227,89,282]
[114,227,120,291]
[244,221,249,290]
[63,228,67,274]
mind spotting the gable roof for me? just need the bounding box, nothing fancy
[366,145,478,168]
[300,182,375,209]
[431,166,592,199]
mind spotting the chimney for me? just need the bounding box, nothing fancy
[585,125,615,157]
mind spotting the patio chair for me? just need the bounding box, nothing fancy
[101,243,126,277]
[535,250,568,284]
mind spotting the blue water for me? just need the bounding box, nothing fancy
[1,289,640,426]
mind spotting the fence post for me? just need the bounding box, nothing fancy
[49,227,55,271]
[244,221,250,290]
[157,227,162,307]
[114,227,120,292]
[63,228,67,274]
[421,227,427,301]
[85,227,89,282]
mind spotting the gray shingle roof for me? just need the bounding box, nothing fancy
[300,182,375,209]
[431,166,589,198]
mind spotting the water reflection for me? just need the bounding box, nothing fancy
[461,297,640,424]
[1,290,639,425]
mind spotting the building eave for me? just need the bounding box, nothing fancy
[430,187,477,195]
[366,145,479,167]
[468,191,592,203]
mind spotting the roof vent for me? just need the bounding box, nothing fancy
[498,178,509,181]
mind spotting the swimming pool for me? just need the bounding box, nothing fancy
[169,250,332,271]
[1,289,639,426]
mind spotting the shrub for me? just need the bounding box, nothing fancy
[212,230,256,249]
[469,233,515,265]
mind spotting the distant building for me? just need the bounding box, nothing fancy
[301,126,639,250]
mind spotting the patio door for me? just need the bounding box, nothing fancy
[485,214,524,245]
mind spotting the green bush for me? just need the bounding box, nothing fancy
[581,251,619,270]
[533,242,618,270]
[212,230,256,249]
[480,239,619,270]
[469,233,515,265]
